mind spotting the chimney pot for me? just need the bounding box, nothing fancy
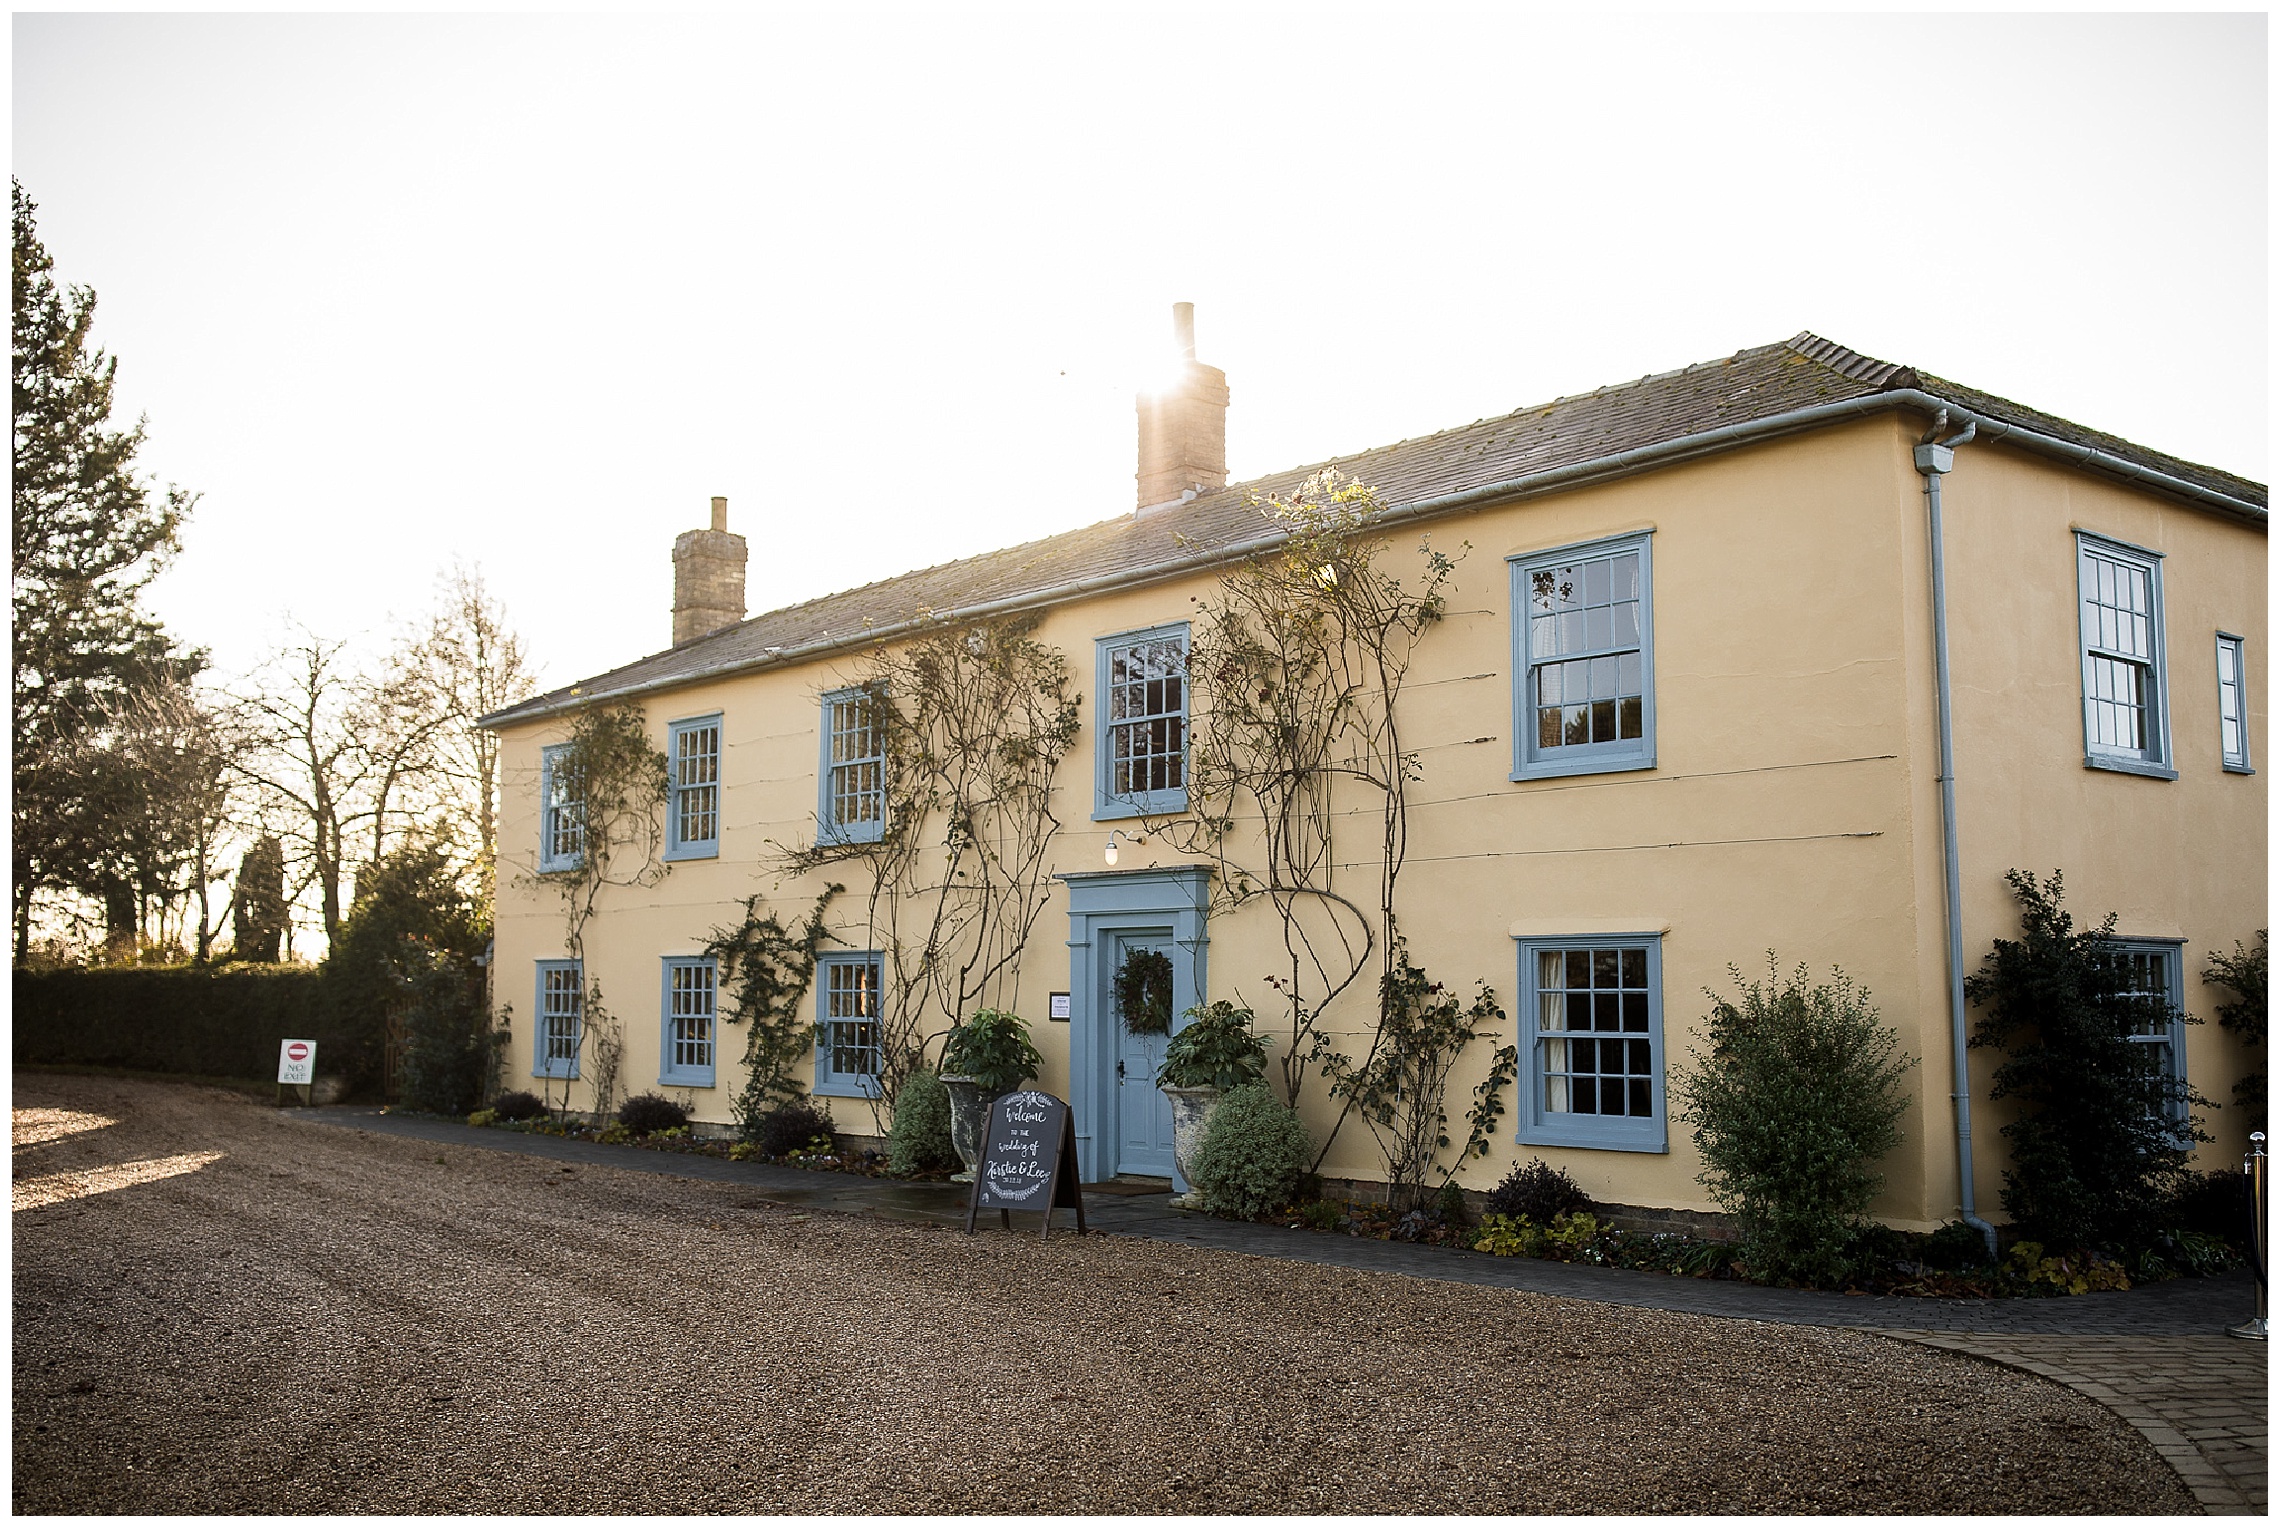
[710,495,728,532]
[1172,301,1197,360]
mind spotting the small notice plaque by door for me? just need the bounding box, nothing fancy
[965,1089,1086,1239]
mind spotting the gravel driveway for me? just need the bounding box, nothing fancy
[13,1072,2198,1515]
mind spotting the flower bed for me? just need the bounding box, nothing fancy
[1267,1198,2236,1298]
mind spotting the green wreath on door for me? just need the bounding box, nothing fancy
[1113,946,1174,1036]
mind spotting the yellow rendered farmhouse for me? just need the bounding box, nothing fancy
[482,321,2266,1231]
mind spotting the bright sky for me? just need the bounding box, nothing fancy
[13,10,2268,694]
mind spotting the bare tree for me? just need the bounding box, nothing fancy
[350,641,457,871]
[408,563,536,907]
[39,667,243,962]
[234,624,365,943]
[106,676,245,961]
[233,565,535,953]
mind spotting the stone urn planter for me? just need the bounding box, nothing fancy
[940,1073,996,1184]
[1160,1082,1225,1209]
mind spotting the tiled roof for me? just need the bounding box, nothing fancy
[485,332,2267,727]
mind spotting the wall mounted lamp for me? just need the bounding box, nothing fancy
[1104,829,1146,867]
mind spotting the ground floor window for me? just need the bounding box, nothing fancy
[815,952,883,1097]
[661,957,716,1087]
[1515,935,1665,1153]
[536,959,582,1079]
[2114,939,2188,1127]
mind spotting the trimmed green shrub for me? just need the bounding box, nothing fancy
[14,964,329,1080]
[1190,1082,1312,1221]
[887,1070,958,1174]
[750,1101,837,1157]
[1156,1000,1268,1090]
[1485,1158,1594,1224]
[618,1093,692,1136]
[490,1089,546,1121]
[1677,958,1913,1287]
[1966,871,2206,1252]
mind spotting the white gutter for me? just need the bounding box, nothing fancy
[483,387,2265,728]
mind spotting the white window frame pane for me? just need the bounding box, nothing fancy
[818,689,887,844]
[2112,939,2188,1132]
[660,957,717,1087]
[1094,623,1190,820]
[2077,533,2174,779]
[1510,534,1656,782]
[813,952,884,1098]
[2217,633,2253,774]
[1514,934,1666,1153]
[665,715,722,860]
[539,744,584,873]
[535,959,582,1079]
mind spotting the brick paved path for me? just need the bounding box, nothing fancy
[1879,1334,2267,1516]
[307,1106,2268,1513]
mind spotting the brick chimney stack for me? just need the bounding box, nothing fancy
[672,495,747,645]
[1136,301,1229,514]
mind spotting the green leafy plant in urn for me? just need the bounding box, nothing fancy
[1156,1000,1269,1208]
[938,1008,1044,1182]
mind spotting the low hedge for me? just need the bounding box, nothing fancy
[13,966,334,1083]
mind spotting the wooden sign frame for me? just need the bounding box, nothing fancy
[964,1091,1087,1239]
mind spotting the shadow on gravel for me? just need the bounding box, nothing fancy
[12,1073,2208,1517]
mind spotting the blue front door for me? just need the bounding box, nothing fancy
[1109,930,1176,1178]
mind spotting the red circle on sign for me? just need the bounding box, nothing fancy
[287,1043,309,1060]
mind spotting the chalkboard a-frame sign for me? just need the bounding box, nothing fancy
[965,1089,1087,1238]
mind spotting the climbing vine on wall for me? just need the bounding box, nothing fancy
[789,612,1079,1122]
[1151,470,1462,1143]
[532,702,670,1119]
[1314,942,1516,1214]
[703,884,843,1137]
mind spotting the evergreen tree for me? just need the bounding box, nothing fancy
[320,839,489,1093]
[1966,870,2206,1251]
[12,179,199,960]
[233,834,289,962]
[2204,930,2267,1132]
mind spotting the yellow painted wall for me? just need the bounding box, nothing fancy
[1930,439,2269,1215]
[490,413,2264,1227]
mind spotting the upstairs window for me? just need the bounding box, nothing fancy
[1511,535,1655,781]
[1096,624,1189,819]
[819,688,886,844]
[536,959,582,1079]
[666,714,721,860]
[815,952,883,1098]
[2077,534,2174,778]
[660,957,717,1087]
[538,744,584,873]
[1515,935,1665,1153]
[2217,633,2252,773]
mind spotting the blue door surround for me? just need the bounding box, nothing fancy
[1058,865,1211,1186]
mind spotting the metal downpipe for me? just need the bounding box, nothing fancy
[1915,415,2000,1261]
